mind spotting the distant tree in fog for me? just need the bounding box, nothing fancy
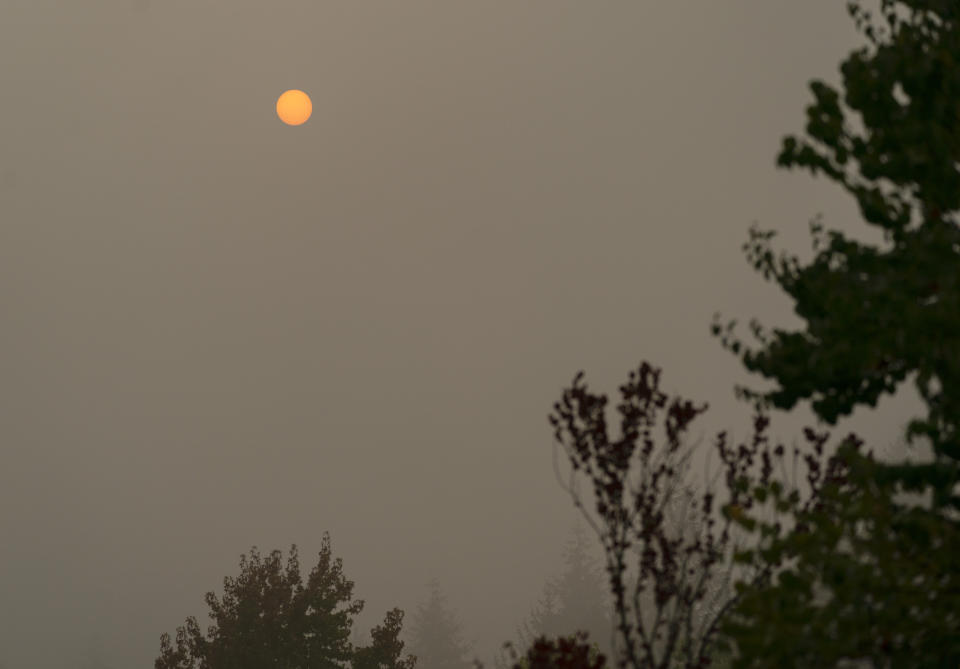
[518,524,612,658]
[155,532,414,669]
[406,580,473,669]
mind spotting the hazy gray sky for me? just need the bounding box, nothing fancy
[0,2,927,667]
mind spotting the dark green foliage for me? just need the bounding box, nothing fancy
[155,533,413,669]
[353,609,416,669]
[707,1,960,664]
[710,0,960,512]
[718,434,960,667]
[406,580,473,669]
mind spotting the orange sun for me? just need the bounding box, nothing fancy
[276,89,312,126]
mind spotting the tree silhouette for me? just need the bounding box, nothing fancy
[406,580,473,669]
[707,1,960,664]
[499,632,606,669]
[547,363,819,669]
[711,0,960,514]
[546,360,945,668]
[354,608,417,669]
[155,533,414,669]
[508,1,959,667]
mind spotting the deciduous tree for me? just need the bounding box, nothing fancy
[710,0,960,512]
[708,1,960,664]
[548,363,794,669]
[531,3,960,667]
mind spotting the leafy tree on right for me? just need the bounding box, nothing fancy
[711,0,960,512]
[523,2,959,666]
[708,0,960,665]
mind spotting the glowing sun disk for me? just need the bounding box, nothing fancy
[277,90,312,126]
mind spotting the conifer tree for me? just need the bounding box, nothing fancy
[520,524,612,659]
[406,580,474,669]
[155,534,414,669]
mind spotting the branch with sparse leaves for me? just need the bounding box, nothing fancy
[548,362,838,669]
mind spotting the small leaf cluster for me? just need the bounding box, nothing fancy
[496,632,607,669]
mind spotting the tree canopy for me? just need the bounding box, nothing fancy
[155,533,413,669]
[707,1,960,665]
[711,0,960,512]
